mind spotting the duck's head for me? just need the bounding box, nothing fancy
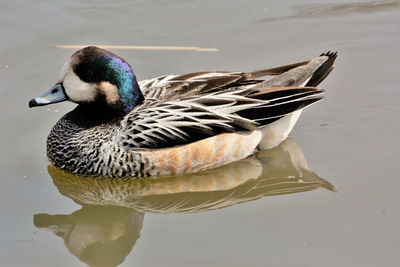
[29,46,144,114]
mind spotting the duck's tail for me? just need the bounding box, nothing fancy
[237,51,337,149]
[235,51,337,126]
[245,51,337,88]
[306,51,337,86]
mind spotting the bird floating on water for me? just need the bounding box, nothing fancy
[29,46,336,178]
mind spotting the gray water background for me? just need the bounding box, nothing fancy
[1,0,399,266]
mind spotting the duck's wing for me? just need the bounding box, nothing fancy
[138,51,337,102]
[117,86,324,150]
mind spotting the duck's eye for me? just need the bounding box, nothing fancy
[52,88,59,94]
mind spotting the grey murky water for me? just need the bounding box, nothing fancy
[1,0,399,266]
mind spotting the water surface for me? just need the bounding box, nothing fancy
[1,0,399,266]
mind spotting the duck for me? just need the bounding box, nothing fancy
[29,46,336,178]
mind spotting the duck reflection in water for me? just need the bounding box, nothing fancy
[34,138,334,266]
[35,206,143,267]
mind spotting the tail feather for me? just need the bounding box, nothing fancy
[306,51,337,86]
[249,51,337,88]
[235,51,337,127]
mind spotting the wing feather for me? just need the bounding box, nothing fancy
[118,86,323,150]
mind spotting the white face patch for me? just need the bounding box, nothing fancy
[60,62,98,103]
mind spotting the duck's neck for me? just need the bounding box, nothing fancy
[117,76,144,113]
[69,102,126,126]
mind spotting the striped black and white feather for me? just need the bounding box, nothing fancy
[117,86,324,149]
[115,51,338,150]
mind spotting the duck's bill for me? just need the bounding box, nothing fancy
[29,83,69,108]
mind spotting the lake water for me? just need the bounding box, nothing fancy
[1,0,399,266]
